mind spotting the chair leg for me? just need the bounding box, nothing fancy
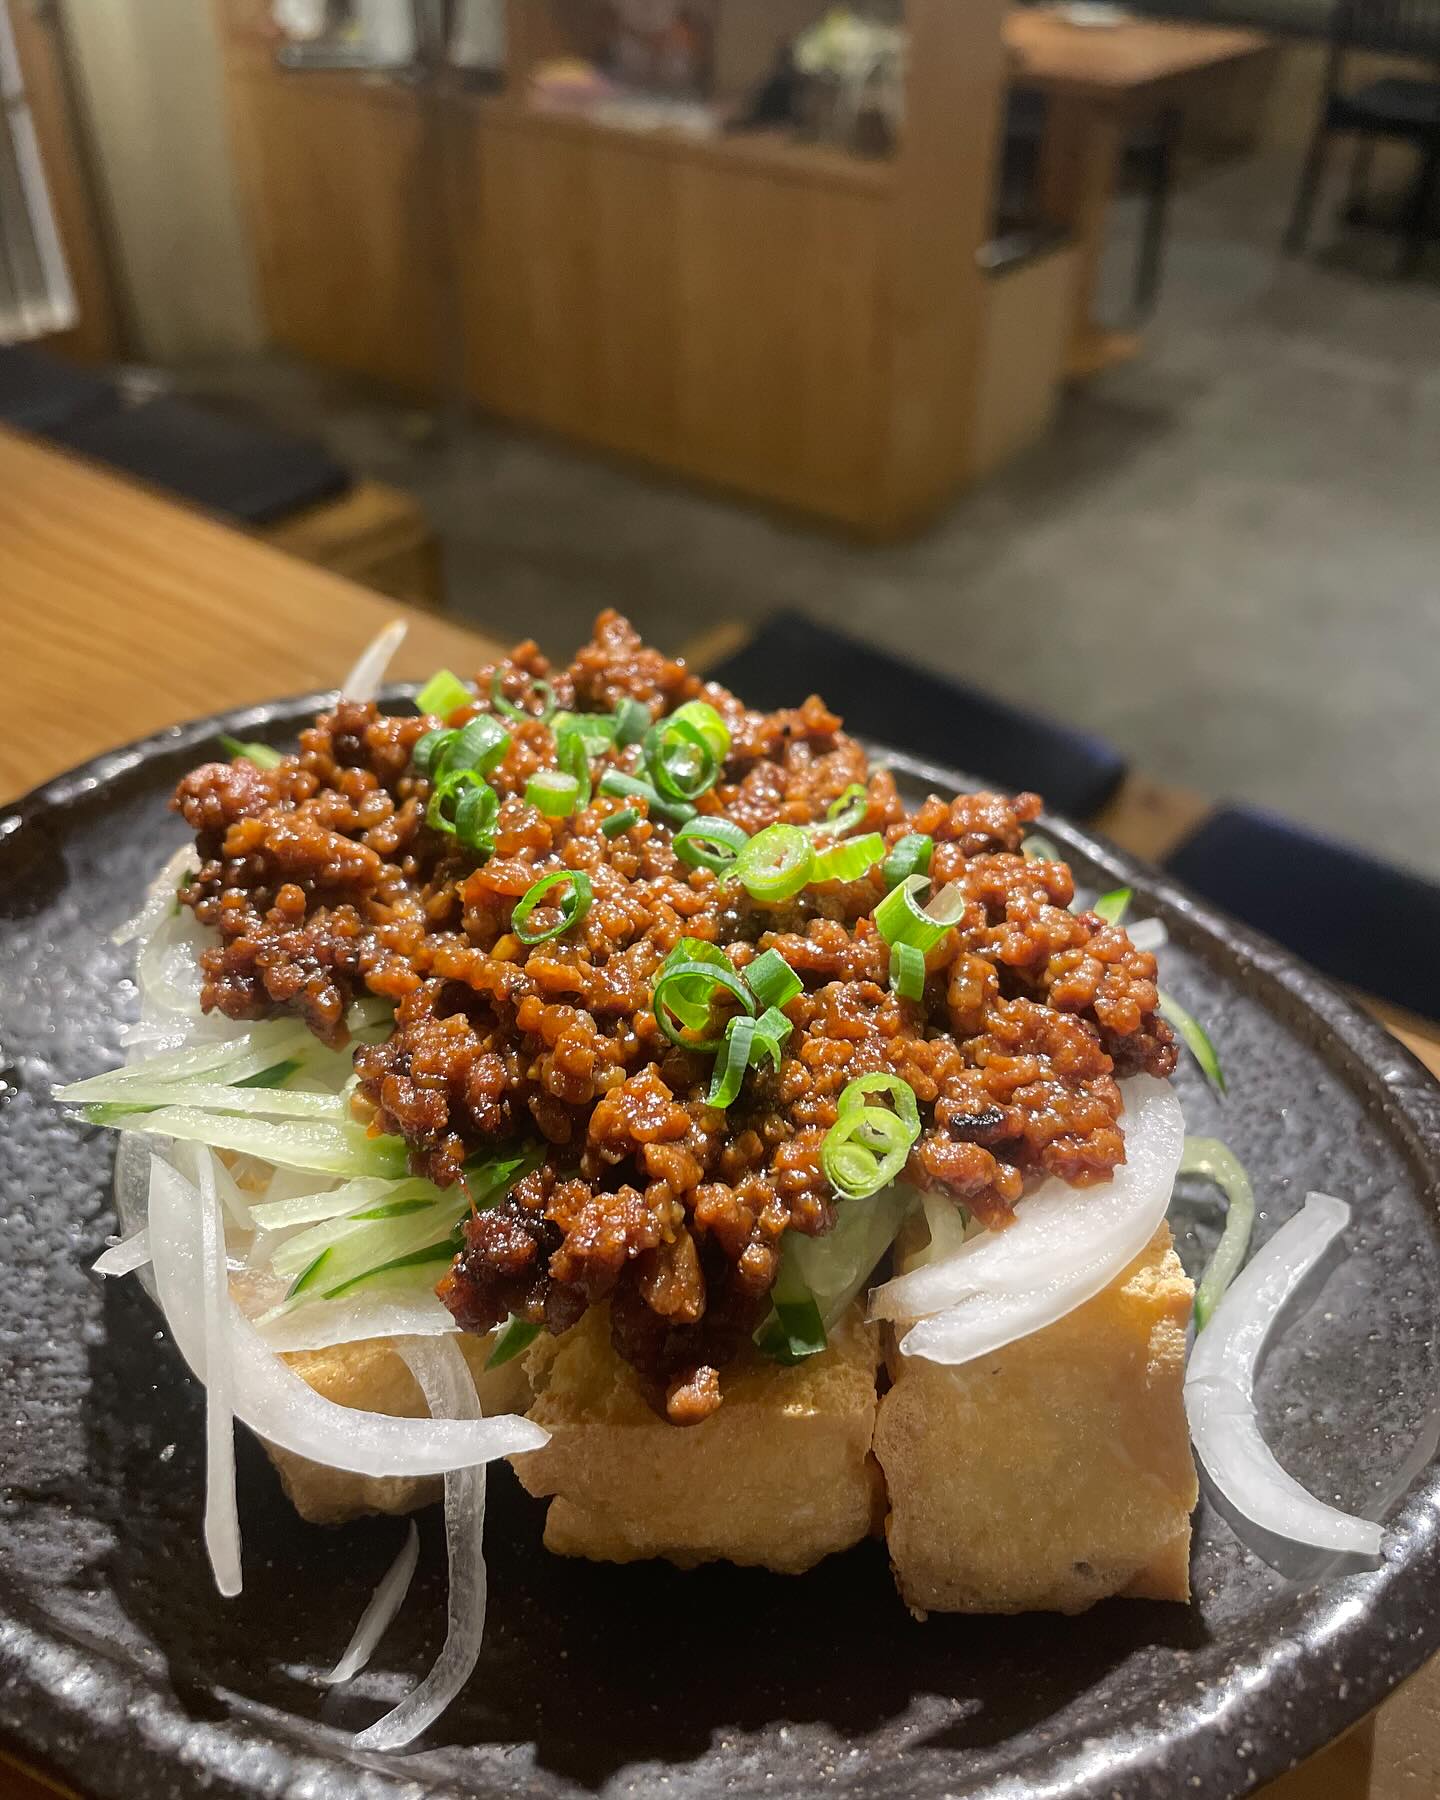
[1286,119,1331,254]
[1345,137,1375,224]
[1399,140,1440,277]
[1132,107,1180,322]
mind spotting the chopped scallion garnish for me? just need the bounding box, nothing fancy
[445,715,511,777]
[612,697,650,746]
[889,941,926,1003]
[874,874,965,954]
[525,771,581,818]
[219,734,283,770]
[881,832,932,890]
[426,768,499,854]
[673,816,749,876]
[733,824,813,904]
[1020,833,1062,863]
[598,769,696,828]
[652,946,754,1052]
[809,783,869,840]
[416,669,473,720]
[601,806,640,839]
[1159,989,1226,1093]
[1094,887,1133,925]
[707,1014,759,1109]
[643,704,726,804]
[744,948,802,1012]
[511,869,593,945]
[490,669,556,723]
[811,831,885,885]
[820,1072,921,1201]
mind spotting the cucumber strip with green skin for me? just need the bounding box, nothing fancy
[1159,990,1226,1093]
[754,1185,917,1363]
[487,1317,542,1369]
[1182,1137,1256,1328]
[112,1108,409,1179]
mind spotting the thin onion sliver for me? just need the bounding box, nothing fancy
[196,1149,243,1598]
[352,1339,488,1751]
[323,1520,420,1687]
[341,620,408,702]
[1185,1191,1382,1559]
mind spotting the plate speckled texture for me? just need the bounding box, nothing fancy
[1,693,1438,1800]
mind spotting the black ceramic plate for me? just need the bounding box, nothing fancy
[2,693,1439,1800]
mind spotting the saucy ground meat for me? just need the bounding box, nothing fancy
[173,611,1175,1422]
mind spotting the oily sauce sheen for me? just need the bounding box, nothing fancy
[173,612,1175,1423]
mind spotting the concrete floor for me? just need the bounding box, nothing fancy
[178,153,1440,879]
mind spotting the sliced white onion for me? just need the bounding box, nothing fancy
[341,620,408,703]
[1186,1191,1382,1559]
[195,1150,244,1598]
[323,1521,420,1687]
[93,1228,152,1277]
[870,1076,1185,1367]
[112,845,199,947]
[258,1291,458,1353]
[1129,917,1169,954]
[352,1338,487,1751]
[146,1156,547,1475]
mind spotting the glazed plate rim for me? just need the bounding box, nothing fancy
[2,688,1439,1800]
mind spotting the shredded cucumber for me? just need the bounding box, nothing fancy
[114,1108,410,1180]
[754,1185,916,1362]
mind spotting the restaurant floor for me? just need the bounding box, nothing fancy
[177,154,1440,881]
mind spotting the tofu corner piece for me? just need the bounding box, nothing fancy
[511,1302,884,1572]
[873,1224,1198,1615]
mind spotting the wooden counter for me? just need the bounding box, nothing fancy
[0,429,500,805]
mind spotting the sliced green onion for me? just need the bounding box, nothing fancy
[601,806,640,839]
[490,669,556,722]
[512,869,593,945]
[1159,990,1226,1093]
[751,1005,793,1070]
[810,783,869,840]
[233,1058,302,1090]
[598,769,697,828]
[874,874,965,952]
[416,669,473,719]
[673,816,749,875]
[525,771,581,818]
[411,728,453,776]
[553,725,593,808]
[1094,887,1133,925]
[550,711,619,756]
[707,1015,759,1109]
[644,715,720,803]
[653,950,755,1052]
[820,1072,921,1201]
[744,948,802,1011]
[445,715,511,777]
[651,940,734,1033]
[881,833,933,889]
[668,700,730,761]
[613,697,650,746]
[811,831,885,885]
[1021,833,1062,862]
[1182,1137,1255,1329]
[219,733,283,770]
[487,1316,542,1368]
[427,768,499,853]
[890,941,926,1002]
[733,824,813,904]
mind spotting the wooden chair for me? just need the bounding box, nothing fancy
[1285,0,1440,274]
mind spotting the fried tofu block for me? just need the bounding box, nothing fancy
[511,1302,884,1572]
[872,1225,1197,1615]
[265,1333,530,1525]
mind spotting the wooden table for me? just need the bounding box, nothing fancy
[1003,5,1270,378]
[0,431,1435,1799]
[0,428,500,807]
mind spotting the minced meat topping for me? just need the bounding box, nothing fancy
[173,611,1175,1423]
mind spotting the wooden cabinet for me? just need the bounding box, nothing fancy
[216,0,1031,537]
